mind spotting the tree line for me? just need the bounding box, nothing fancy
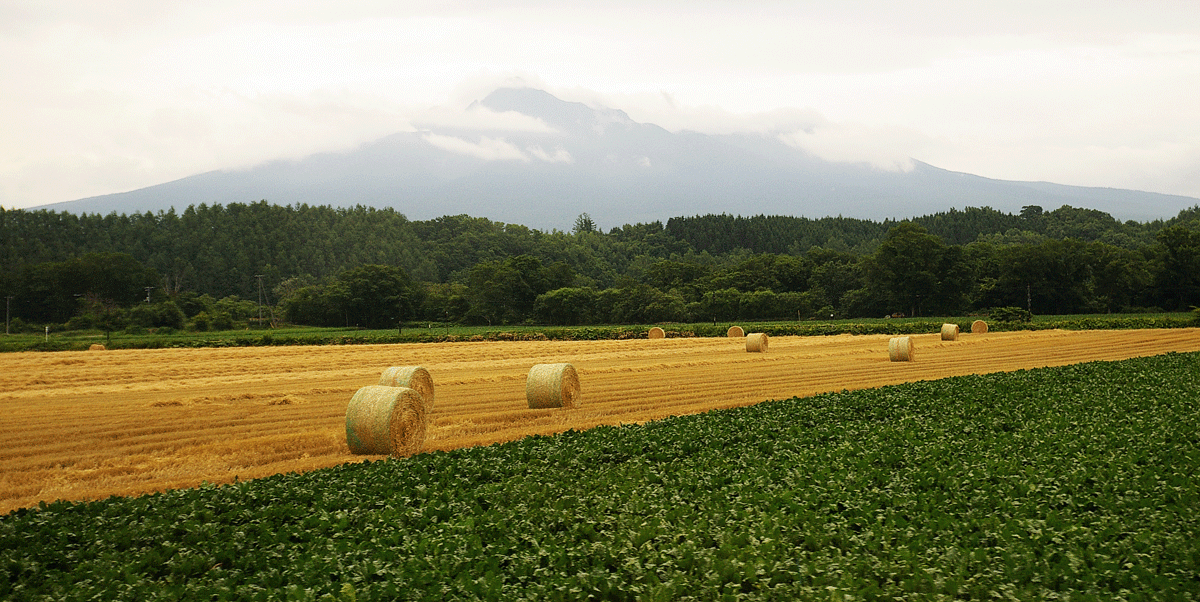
[2,201,1198,333]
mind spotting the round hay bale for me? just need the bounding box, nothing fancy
[746,332,769,353]
[940,323,959,341]
[345,385,427,457]
[88,344,106,351]
[648,327,665,339]
[971,320,989,334]
[889,336,915,362]
[378,366,435,412]
[727,325,744,338]
[526,363,581,409]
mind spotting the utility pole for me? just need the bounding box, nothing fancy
[1027,284,1032,313]
[5,296,11,335]
[256,274,264,328]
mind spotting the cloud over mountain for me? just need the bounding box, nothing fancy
[421,134,529,162]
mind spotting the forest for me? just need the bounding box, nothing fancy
[1,201,1199,333]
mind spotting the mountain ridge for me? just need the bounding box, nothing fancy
[31,87,1199,230]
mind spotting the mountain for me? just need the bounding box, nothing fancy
[33,87,1199,230]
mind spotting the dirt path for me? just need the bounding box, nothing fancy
[2,328,1198,513]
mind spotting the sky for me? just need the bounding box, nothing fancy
[2,0,1199,211]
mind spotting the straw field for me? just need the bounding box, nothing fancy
[2,328,1198,513]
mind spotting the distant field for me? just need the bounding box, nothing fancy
[2,312,1194,352]
[3,327,1199,514]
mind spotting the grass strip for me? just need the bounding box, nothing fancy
[3,314,1196,352]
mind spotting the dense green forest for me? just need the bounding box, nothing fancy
[2,201,1199,332]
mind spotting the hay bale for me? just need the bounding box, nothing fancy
[345,385,427,457]
[648,327,665,339]
[746,332,769,353]
[727,325,744,338]
[526,363,581,409]
[940,323,960,341]
[88,344,106,351]
[378,366,435,412]
[971,320,989,334]
[889,336,915,362]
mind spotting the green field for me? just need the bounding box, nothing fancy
[3,351,1198,600]
[2,313,1196,353]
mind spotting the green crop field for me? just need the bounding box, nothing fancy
[3,352,1199,600]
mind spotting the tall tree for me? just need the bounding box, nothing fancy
[866,223,967,316]
[534,287,600,325]
[993,239,1095,314]
[11,253,158,323]
[337,265,422,330]
[1152,225,1200,310]
[572,213,597,235]
[466,255,573,325]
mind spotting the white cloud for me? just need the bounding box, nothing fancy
[779,123,928,172]
[571,89,830,136]
[413,102,559,133]
[420,133,529,162]
[527,146,573,163]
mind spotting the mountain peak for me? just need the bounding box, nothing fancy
[479,87,633,133]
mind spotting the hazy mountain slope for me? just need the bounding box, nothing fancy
[35,87,1198,230]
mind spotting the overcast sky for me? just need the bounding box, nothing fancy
[2,0,1198,212]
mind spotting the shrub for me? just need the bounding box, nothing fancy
[1121,305,1166,314]
[176,292,217,318]
[6,317,27,333]
[211,311,235,331]
[128,301,187,330]
[64,315,95,331]
[190,311,212,332]
[989,306,1033,322]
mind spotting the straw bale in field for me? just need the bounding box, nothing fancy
[526,363,581,409]
[972,320,988,334]
[727,325,744,338]
[379,366,435,412]
[940,323,959,341]
[889,336,915,362]
[88,344,106,351]
[746,332,769,353]
[648,327,665,339]
[345,385,427,457]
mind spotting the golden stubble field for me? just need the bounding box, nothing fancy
[2,328,1198,514]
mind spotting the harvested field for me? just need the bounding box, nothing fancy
[2,328,1198,513]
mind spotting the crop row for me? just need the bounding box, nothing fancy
[3,352,1199,600]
